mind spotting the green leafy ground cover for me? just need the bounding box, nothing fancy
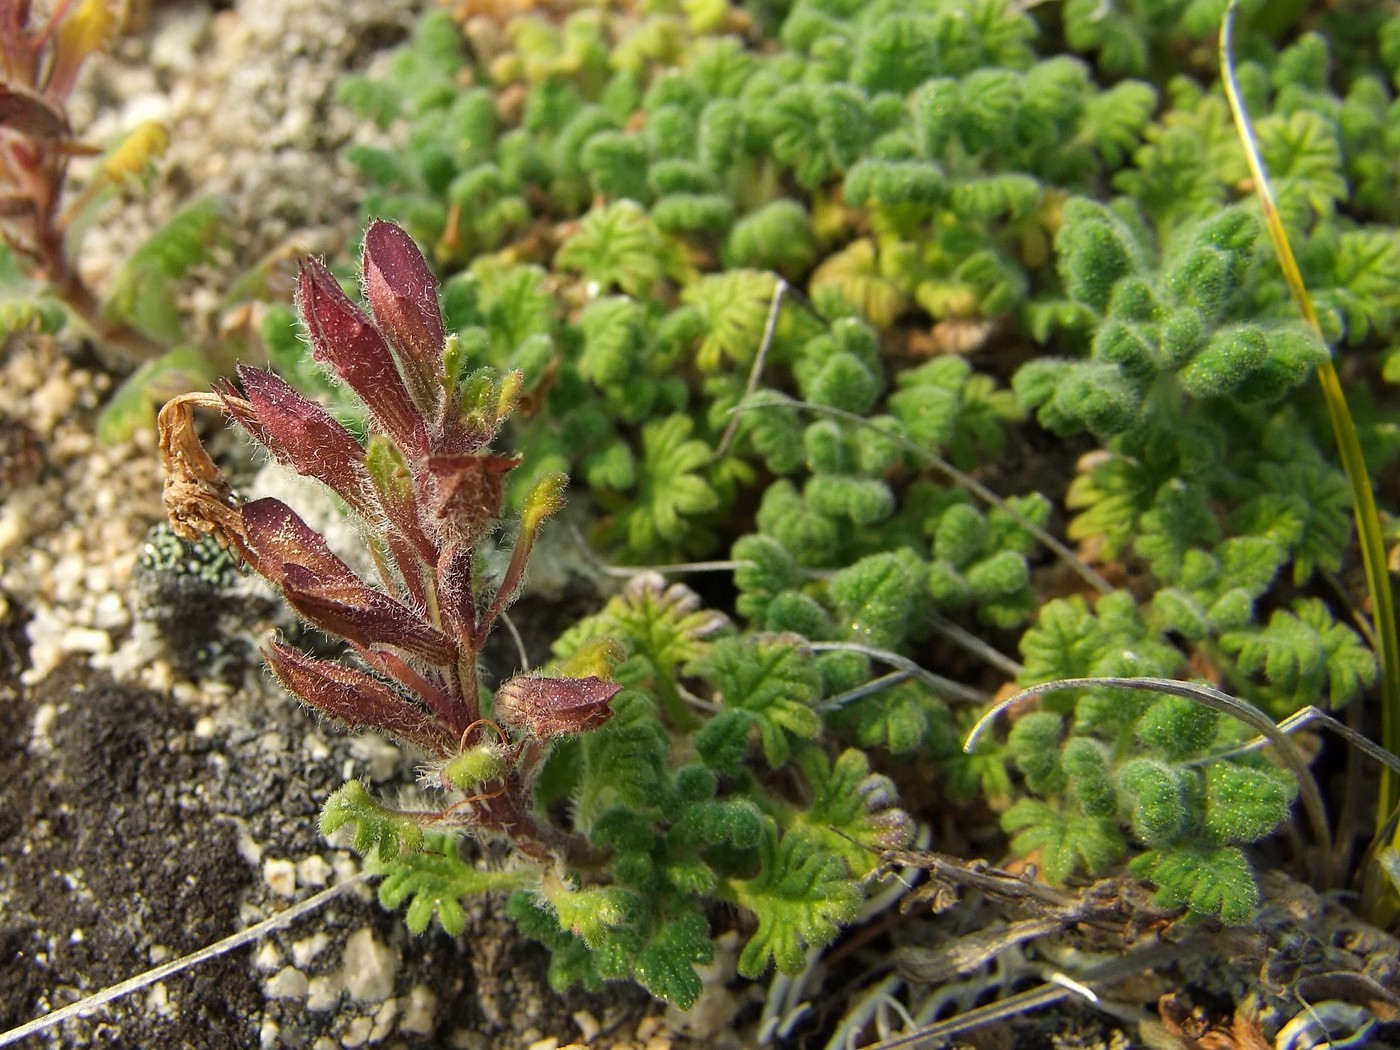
[245,0,1400,1011]
[39,0,1395,1028]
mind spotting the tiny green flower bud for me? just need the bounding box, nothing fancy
[443,745,506,790]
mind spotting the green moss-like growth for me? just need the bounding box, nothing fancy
[273,0,1400,1005]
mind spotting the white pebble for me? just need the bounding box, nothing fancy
[340,1017,374,1048]
[61,626,112,656]
[91,592,130,630]
[340,928,399,1003]
[263,857,297,899]
[254,942,282,972]
[266,966,309,1000]
[401,985,438,1036]
[369,998,399,1042]
[291,932,330,968]
[306,974,340,1012]
[297,855,331,888]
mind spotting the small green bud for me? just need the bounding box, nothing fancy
[1179,324,1268,398]
[966,549,1030,599]
[1094,319,1157,382]
[1008,712,1066,794]
[553,636,625,681]
[1065,361,1142,434]
[539,872,633,949]
[1160,309,1206,369]
[1135,696,1218,761]
[933,503,984,567]
[494,369,524,422]
[440,332,463,388]
[765,590,831,636]
[365,434,412,502]
[520,470,568,535]
[1106,276,1157,322]
[1058,199,1141,315]
[458,366,498,421]
[443,745,506,790]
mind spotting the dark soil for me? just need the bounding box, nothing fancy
[0,603,646,1047]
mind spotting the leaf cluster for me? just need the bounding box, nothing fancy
[278,0,1400,1003]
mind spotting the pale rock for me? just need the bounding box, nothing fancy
[297,854,331,888]
[400,984,437,1036]
[340,927,399,1003]
[262,857,297,898]
[291,931,331,968]
[266,966,309,1000]
[340,1016,374,1048]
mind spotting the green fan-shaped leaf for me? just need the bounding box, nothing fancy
[556,200,675,296]
[828,548,928,650]
[687,635,821,767]
[682,270,779,371]
[1001,799,1125,884]
[377,834,514,935]
[1130,845,1259,924]
[725,820,862,977]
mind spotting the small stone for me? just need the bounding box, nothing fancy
[30,703,57,748]
[91,592,129,630]
[266,966,309,1000]
[61,626,112,656]
[306,974,340,1012]
[341,1016,374,1048]
[400,984,437,1036]
[297,855,331,888]
[291,932,330,968]
[32,375,77,435]
[148,982,174,1018]
[572,1012,601,1042]
[369,999,399,1042]
[253,942,282,972]
[303,732,331,762]
[263,857,297,898]
[340,927,399,1003]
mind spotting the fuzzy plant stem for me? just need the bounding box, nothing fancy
[5,142,164,361]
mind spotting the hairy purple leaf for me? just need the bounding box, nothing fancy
[229,365,373,513]
[241,497,454,663]
[264,640,454,753]
[362,219,445,415]
[296,258,429,456]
